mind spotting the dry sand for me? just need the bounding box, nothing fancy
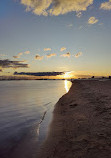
[37,80,111,158]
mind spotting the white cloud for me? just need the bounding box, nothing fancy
[76,12,82,18]
[46,53,56,58]
[24,51,30,54]
[60,47,66,52]
[100,0,111,10]
[88,17,98,24]
[35,54,44,60]
[20,0,94,16]
[75,52,82,58]
[44,48,51,51]
[61,52,70,57]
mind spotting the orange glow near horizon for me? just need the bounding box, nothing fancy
[64,71,74,79]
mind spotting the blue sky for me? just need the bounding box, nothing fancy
[0,0,111,77]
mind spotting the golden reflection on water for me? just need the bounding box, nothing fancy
[64,80,72,93]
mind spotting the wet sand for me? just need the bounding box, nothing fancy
[38,80,111,158]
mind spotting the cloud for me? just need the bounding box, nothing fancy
[20,0,94,16]
[22,60,28,62]
[76,12,82,18]
[44,48,51,51]
[100,0,111,10]
[0,59,29,69]
[60,47,66,52]
[13,56,20,59]
[88,17,98,24]
[24,51,30,54]
[35,54,44,60]
[61,52,70,57]
[14,71,64,76]
[46,53,56,58]
[75,52,82,58]
[18,52,23,56]
[13,52,23,59]
[13,51,30,59]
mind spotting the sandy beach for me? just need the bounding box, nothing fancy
[38,80,111,158]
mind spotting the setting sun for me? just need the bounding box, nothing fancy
[64,71,74,79]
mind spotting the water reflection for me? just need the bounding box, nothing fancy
[0,80,68,158]
[64,80,72,93]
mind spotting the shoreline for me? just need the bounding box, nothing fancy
[37,80,111,158]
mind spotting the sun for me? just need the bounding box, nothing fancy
[64,71,74,79]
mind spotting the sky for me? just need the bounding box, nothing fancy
[0,0,111,78]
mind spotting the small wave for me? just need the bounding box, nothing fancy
[43,102,52,106]
[37,111,47,136]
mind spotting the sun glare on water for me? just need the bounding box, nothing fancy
[64,71,73,93]
[64,80,72,93]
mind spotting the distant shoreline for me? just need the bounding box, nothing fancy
[0,78,110,81]
[37,80,111,158]
[0,79,66,81]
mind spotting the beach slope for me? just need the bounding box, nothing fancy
[38,80,111,158]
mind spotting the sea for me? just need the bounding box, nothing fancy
[0,80,71,158]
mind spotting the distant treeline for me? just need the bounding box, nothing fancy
[14,71,64,76]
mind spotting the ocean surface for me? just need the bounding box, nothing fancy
[0,80,71,158]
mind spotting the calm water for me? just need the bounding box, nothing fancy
[0,80,71,158]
